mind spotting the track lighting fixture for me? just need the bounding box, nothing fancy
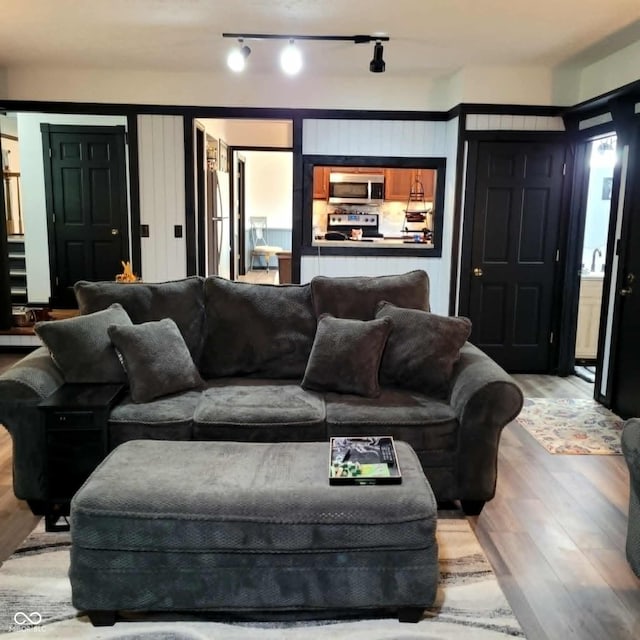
[226,39,251,72]
[369,41,385,73]
[222,32,389,74]
[280,40,303,75]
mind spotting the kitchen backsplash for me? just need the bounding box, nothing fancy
[312,200,434,237]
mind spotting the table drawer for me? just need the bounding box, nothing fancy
[48,411,95,428]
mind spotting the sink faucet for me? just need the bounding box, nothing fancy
[591,248,602,273]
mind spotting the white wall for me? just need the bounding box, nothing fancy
[244,151,292,229]
[301,118,458,314]
[16,112,127,303]
[137,115,186,282]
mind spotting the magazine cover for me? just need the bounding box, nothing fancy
[329,436,402,485]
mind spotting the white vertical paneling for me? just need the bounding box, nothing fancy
[465,113,565,131]
[578,113,613,130]
[302,120,450,157]
[137,114,186,282]
[301,117,459,312]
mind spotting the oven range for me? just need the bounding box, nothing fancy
[326,212,383,238]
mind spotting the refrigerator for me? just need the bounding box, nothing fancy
[207,169,230,279]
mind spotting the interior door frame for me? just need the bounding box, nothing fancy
[458,131,571,373]
[0,126,11,329]
[41,124,130,306]
[596,104,640,410]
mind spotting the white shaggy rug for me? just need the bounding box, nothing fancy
[0,514,524,638]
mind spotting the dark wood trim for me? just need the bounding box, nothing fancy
[183,116,196,276]
[0,133,18,142]
[561,77,640,120]
[301,155,446,259]
[195,124,206,277]
[464,130,568,142]
[40,125,57,306]
[596,104,639,406]
[291,117,304,284]
[449,111,467,315]
[0,140,11,329]
[125,114,142,279]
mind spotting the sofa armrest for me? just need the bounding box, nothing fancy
[0,347,64,502]
[622,419,640,485]
[448,342,524,502]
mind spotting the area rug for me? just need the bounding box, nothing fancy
[0,514,524,638]
[515,397,624,454]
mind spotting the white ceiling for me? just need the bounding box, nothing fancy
[1,0,640,81]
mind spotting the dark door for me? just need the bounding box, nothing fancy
[237,157,246,276]
[463,140,566,372]
[42,125,128,307]
[608,132,640,418]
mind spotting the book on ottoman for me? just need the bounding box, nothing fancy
[329,436,402,485]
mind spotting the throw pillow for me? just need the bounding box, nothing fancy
[375,301,472,397]
[301,314,392,398]
[310,270,430,320]
[201,277,317,379]
[108,318,204,404]
[35,303,132,383]
[74,277,206,367]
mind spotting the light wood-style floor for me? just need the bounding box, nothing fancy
[0,350,638,639]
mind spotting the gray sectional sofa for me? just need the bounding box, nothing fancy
[0,270,523,516]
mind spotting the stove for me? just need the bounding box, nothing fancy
[326,212,382,238]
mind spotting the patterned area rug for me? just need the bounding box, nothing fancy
[0,514,524,639]
[516,397,624,454]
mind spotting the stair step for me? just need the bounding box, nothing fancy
[10,269,26,277]
[11,287,27,296]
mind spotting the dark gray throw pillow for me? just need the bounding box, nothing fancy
[375,301,472,397]
[201,277,316,379]
[301,314,391,398]
[310,270,430,320]
[35,303,132,383]
[74,277,205,368]
[108,318,204,404]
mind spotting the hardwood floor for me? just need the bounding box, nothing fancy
[0,351,638,638]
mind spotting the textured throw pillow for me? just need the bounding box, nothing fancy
[74,277,205,367]
[301,314,392,398]
[35,303,132,383]
[201,277,317,379]
[375,301,472,397]
[310,270,430,320]
[108,318,204,404]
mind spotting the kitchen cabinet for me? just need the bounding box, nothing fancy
[384,169,435,201]
[575,277,603,359]
[313,166,330,200]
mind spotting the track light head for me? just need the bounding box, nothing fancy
[280,40,303,75]
[227,40,251,72]
[369,41,385,73]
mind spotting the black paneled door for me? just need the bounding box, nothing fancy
[465,141,566,372]
[42,125,128,307]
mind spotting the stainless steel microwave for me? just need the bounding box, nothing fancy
[328,173,385,205]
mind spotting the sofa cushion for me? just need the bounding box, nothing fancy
[200,277,316,379]
[74,277,205,366]
[108,389,201,448]
[108,318,204,403]
[34,303,132,384]
[193,380,325,441]
[325,388,459,453]
[310,270,430,320]
[376,302,472,397]
[301,314,391,398]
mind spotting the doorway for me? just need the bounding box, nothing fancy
[460,138,567,372]
[573,135,616,384]
[42,125,129,307]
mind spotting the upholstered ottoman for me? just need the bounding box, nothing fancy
[69,440,438,626]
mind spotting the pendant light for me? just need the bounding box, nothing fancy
[280,40,303,75]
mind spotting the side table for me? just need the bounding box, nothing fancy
[38,383,124,531]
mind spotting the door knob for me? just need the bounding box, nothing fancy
[111,229,119,236]
[626,272,636,284]
[620,287,633,297]
[473,267,483,277]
